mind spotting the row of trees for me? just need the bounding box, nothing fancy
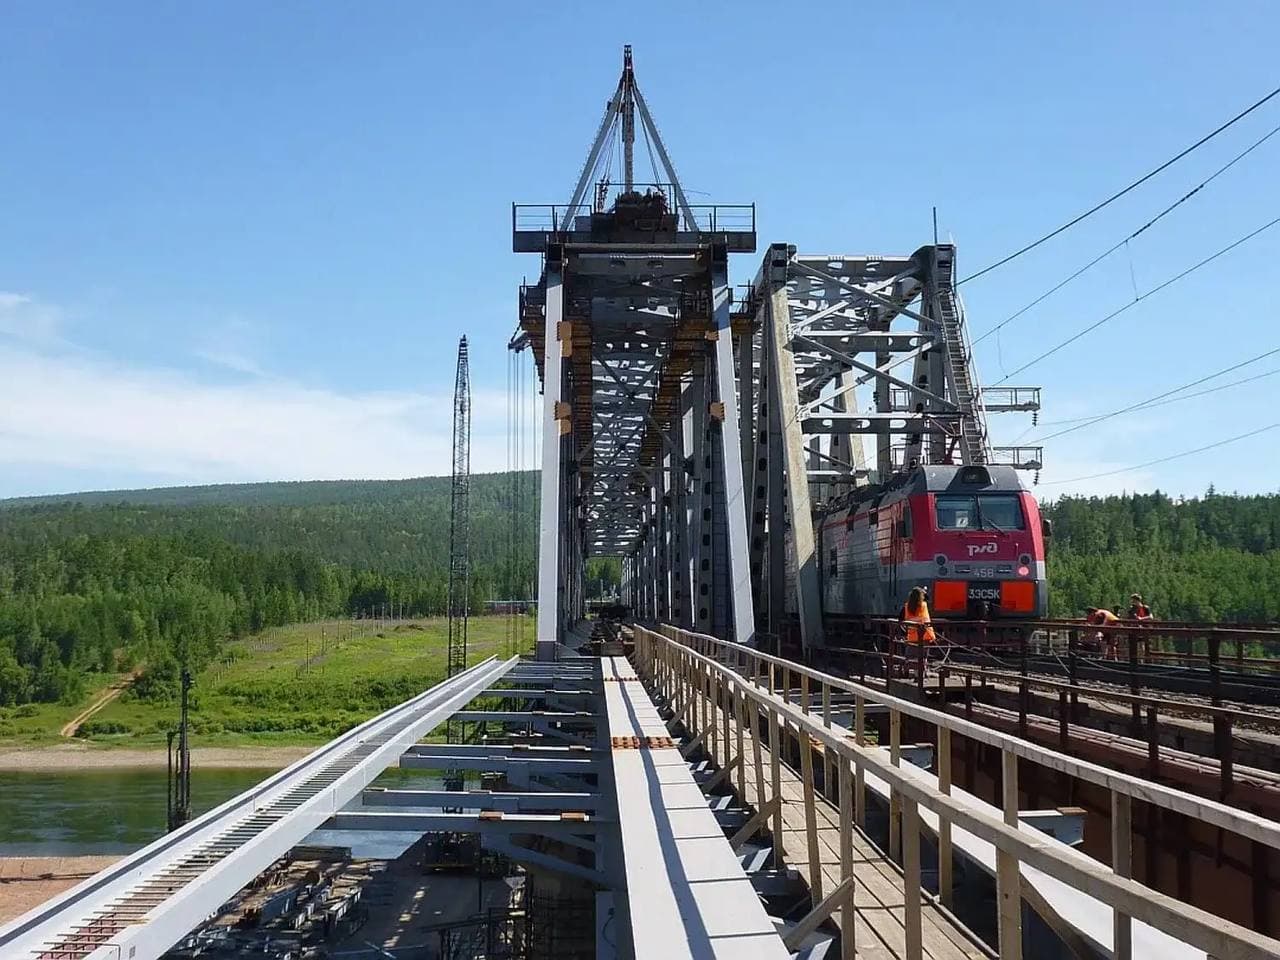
[1042,490,1280,621]
[0,473,546,706]
[1,481,1275,706]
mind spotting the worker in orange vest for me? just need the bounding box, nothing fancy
[1128,594,1153,621]
[901,586,937,645]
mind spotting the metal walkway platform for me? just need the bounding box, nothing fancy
[0,656,515,960]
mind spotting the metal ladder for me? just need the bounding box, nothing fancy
[932,246,990,464]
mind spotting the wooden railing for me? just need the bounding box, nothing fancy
[632,623,1280,960]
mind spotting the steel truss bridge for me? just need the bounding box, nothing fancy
[7,47,1280,960]
[517,53,1043,658]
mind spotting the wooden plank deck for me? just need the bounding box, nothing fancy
[697,695,987,960]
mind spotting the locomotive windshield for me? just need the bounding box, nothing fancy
[935,494,1026,531]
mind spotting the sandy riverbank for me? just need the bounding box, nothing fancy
[0,743,313,772]
[0,856,124,924]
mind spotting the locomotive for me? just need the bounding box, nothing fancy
[811,463,1049,625]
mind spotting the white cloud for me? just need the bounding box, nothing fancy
[192,315,267,376]
[0,344,513,490]
[0,291,69,347]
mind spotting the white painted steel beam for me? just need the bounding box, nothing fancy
[601,656,787,959]
[537,265,566,660]
[0,656,516,960]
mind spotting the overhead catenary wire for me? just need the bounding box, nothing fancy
[972,120,1280,347]
[994,214,1280,383]
[1039,422,1280,486]
[1029,346,1280,443]
[1034,366,1280,429]
[959,83,1280,285]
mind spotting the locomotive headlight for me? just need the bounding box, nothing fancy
[934,554,947,566]
[1017,565,1030,577]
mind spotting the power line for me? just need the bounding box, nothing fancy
[959,84,1280,285]
[1034,366,1280,428]
[994,214,1280,383]
[1030,346,1280,442]
[1039,422,1280,486]
[972,121,1280,346]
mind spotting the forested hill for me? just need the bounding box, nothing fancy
[0,473,538,577]
[0,473,539,706]
[1041,489,1280,622]
[1,476,1277,708]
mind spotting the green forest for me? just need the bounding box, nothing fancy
[1042,487,1280,621]
[0,477,1277,708]
[0,474,542,707]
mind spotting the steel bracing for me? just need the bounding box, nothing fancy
[516,49,757,655]
[742,245,1043,646]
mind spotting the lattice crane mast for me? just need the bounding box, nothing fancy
[446,336,471,678]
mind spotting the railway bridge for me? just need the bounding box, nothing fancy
[6,47,1280,960]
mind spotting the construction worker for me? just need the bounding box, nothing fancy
[1085,606,1120,659]
[1128,594,1153,621]
[901,586,937,645]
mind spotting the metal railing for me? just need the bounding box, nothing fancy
[633,624,1280,960]
[0,656,516,960]
[511,202,755,236]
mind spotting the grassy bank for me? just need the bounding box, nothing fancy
[0,615,532,750]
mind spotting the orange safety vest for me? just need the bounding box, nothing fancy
[901,600,937,644]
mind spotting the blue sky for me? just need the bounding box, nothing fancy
[1,2,1278,500]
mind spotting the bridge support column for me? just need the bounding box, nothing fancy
[766,277,824,650]
[710,259,755,646]
[671,402,691,627]
[537,263,567,660]
[688,362,712,633]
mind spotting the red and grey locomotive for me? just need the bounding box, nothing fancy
[813,464,1049,627]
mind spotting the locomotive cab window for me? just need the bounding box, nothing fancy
[979,495,1026,530]
[936,496,977,529]
[828,547,838,578]
[935,495,1025,531]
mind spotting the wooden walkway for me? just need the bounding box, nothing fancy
[695,694,986,960]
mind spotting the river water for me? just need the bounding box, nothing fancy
[0,768,437,858]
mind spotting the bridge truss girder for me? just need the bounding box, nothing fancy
[742,243,1042,649]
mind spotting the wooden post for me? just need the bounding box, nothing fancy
[937,725,954,909]
[735,681,747,799]
[839,755,856,960]
[822,681,833,799]
[721,672,731,770]
[1112,791,1133,960]
[801,671,810,715]
[890,707,902,862]
[769,705,784,862]
[854,694,867,828]
[706,662,718,762]
[801,726,823,902]
[751,690,766,811]
[998,749,1023,959]
[903,796,923,960]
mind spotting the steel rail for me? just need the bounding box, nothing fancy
[0,655,516,960]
